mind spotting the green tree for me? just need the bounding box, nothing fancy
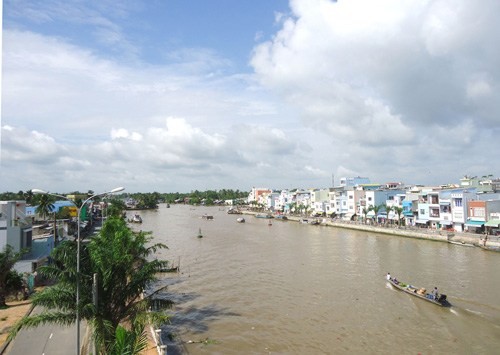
[10,217,171,352]
[106,198,127,218]
[136,194,158,209]
[368,205,382,225]
[24,190,34,205]
[0,245,25,308]
[393,206,404,228]
[383,204,393,226]
[362,207,369,223]
[106,323,148,355]
[298,203,305,215]
[35,195,55,221]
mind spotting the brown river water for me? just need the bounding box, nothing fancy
[130,204,500,355]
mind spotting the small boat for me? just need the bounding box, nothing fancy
[129,214,142,223]
[202,214,214,220]
[309,219,320,225]
[448,240,475,247]
[197,228,203,238]
[388,277,450,307]
[236,217,245,223]
[158,266,179,273]
[275,215,288,221]
[300,219,309,224]
[255,213,273,219]
[228,208,243,214]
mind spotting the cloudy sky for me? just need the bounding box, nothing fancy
[1,0,499,193]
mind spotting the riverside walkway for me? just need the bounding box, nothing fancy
[242,211,500,252]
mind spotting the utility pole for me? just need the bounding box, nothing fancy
[93,273,98,355]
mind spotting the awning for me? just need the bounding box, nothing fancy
[440,220,453,225]
[415,219,429,224]
[465,220,484,227]
[485,219,500,227]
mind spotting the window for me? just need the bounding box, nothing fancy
[455,199,462,207]
[368,197,372,201]
[472,208,485,217]
[420,209,425,215]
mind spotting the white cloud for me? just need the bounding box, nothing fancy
[110,129,143,141]
[251,0,500,185]
[466,78,492,100]
[2,0,500,192]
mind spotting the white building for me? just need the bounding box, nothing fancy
[0,201,33,253]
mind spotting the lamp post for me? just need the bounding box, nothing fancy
[32,187,124,354]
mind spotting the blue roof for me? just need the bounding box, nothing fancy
[27,200,75,214]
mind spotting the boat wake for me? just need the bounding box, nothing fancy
[446,300,500,325]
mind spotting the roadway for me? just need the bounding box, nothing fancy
[5,307,84,355]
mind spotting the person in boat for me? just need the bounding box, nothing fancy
[386,272,391,281]
[432,287,439,299]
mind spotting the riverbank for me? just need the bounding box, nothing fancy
[242,211,500,252]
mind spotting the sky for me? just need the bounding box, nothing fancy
[1,0,499,194]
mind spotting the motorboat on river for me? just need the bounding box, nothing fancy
[129,214,142,223]
[388,277,450,307]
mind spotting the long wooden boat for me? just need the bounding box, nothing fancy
[255,213,273,219]
[388,278,451,307]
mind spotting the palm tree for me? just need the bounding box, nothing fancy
[9,216,171,352]
[393,207,404,228]
[24,190,34,205]
[106,324,148,355]
[383,204,393,226]
[369,205,382,225]
[362,207,369,223]
[35,194,55,221]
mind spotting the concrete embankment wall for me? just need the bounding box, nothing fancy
[242,211,500,251]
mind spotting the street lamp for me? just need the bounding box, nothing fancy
[32,187,124,354]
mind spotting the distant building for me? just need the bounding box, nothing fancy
[0,201,32,253]
[338,176,370,188]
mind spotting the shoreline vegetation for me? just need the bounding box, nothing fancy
[241,210,500,252]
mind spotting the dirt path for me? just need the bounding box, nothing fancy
[0,300,33,349]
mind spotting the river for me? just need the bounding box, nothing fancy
[130,204,500,354]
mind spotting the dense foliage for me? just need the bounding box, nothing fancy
[0,189,248,208]
[0,245,26,307]
[9,216,172,352]
[161,189,248,205]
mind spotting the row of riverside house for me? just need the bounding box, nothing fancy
[247,175,500,235]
